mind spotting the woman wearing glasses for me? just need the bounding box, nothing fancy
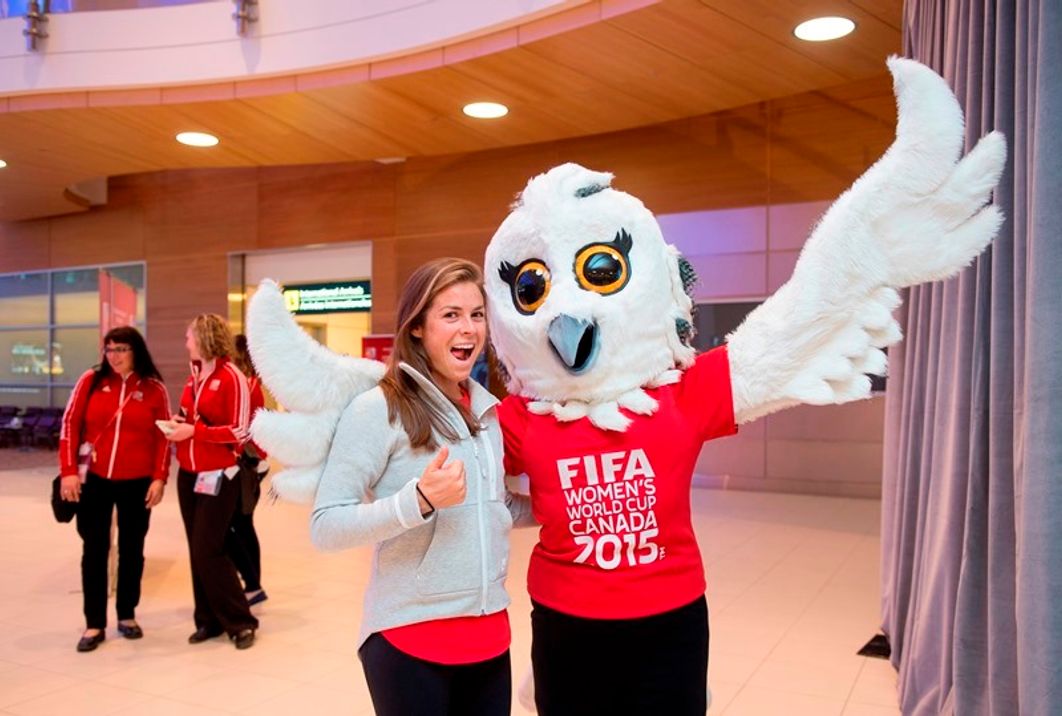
[58,326,172,652]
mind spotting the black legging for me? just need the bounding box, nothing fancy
[531,596,709,716]
[227,511,261,592]
[359,633,511,716]
[75,473,153,629]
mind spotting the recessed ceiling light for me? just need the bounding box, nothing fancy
[794,17,856,42]
[463,102,508,119]
[176,131,220,147]
[0,159,7,169]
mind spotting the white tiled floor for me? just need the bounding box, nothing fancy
[0,462,899,715]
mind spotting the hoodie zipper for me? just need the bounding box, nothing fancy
[469,436,490,615]
[396,363,499,612]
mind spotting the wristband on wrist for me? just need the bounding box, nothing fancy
[415,483,435,516]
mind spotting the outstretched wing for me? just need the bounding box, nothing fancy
[246,279,385,502]
[727,57,1006,424]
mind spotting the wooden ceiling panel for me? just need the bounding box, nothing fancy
[701,0,902,80]
[369,67,588,147]
[304,82,498,156]
[450,47,676,131]
[240,94,411,159]
[0,0,901,222]
[520,21,759,116]
[606,0,851,97]
[850,0,903,29]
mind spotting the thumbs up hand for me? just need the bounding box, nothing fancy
[416,445,466,513]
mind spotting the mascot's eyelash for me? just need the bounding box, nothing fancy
[612,228,633,255]
[498,261,519,286]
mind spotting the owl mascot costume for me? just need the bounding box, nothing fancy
[246,58,1005,715]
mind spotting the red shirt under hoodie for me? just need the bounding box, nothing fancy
[59,370,171,481]
[176,357,251,473]
[499,346,738,619]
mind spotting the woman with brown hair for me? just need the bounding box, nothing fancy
[227,333,268,607]
[162,313,258,649]
[310,258,533,715]
[58,325,171,652]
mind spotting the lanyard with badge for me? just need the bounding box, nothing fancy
[79,379,139,481]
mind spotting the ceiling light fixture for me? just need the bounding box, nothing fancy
[794,17,856,42]
[463,102,509,119]
[176,131,220,147]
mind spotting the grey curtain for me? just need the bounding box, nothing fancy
[881,1,1062,714]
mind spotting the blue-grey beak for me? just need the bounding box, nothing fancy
[547,314,599,374]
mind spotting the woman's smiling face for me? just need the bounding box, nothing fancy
[412,281,487,399]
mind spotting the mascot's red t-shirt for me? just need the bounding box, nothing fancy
[499,346,737,619]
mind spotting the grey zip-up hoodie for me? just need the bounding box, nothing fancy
[311,362,534,652]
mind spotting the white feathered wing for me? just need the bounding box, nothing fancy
[245,279,385,503]
[727,57,1006,423]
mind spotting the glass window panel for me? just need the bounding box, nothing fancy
[105,264,147,320]
[0,273,49,326]
[0,385,49,408]
[52,386,75,410]
[692,302,762,351]
[53,268,100,325]
[0,329,52,383]
[52,328,103,384]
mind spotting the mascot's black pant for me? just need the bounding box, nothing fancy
[532,596,709,716]
[359,633,511,716]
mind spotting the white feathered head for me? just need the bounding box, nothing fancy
[485,163,697,431]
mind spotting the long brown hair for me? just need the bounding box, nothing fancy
[90,326,164,394]
[379,258,484,450]
[233,334,257,378]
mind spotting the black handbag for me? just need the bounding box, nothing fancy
[51,475,78,523]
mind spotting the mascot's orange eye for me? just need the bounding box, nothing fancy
[574,244,629,295]
[513,261,551,314]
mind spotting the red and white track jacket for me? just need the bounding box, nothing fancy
[176,357,250,473]
[59,370,172,481]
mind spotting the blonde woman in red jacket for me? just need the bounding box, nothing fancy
[163,314,258,649]
[58,326,171,653]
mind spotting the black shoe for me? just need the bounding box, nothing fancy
[188,626,224,644]
[77,630,105,652]
[233,628,255,650]
[245,589,268,606]
[117,622,143,639]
